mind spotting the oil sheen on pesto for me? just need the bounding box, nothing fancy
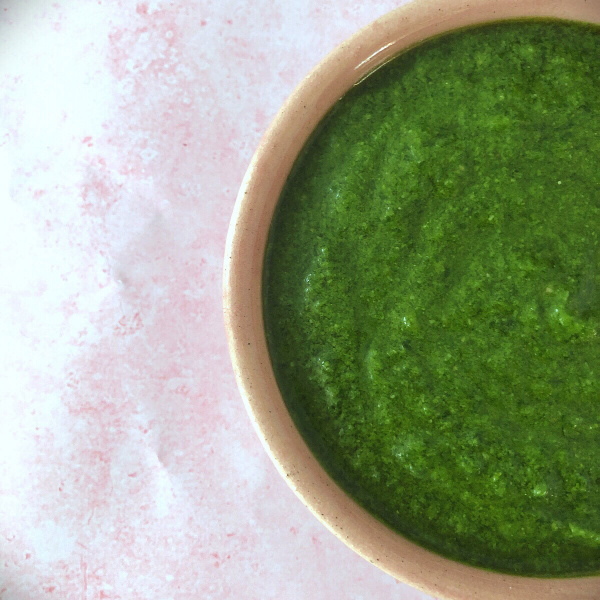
[263,21,600,576]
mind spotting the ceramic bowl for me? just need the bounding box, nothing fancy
[223,1,600,597]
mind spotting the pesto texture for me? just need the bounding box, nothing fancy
[263,21,600,576]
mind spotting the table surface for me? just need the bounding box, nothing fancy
[1,1,437,598]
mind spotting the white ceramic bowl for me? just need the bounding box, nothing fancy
[224,2,600,597]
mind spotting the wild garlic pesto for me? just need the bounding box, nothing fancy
[263,20,600,575]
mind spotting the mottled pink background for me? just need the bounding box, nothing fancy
[0,1,437,598]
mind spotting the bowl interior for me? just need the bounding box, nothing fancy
[224,1,600,598]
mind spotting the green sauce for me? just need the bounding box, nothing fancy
[263,20,600,576]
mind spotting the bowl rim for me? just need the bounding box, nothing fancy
[223,1,600,598]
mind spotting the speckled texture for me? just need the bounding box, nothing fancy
[264,21,600,576]
[0,0,436,599]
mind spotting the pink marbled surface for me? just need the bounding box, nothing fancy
[0,1,437,598]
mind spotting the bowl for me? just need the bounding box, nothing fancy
[223,1,600,597]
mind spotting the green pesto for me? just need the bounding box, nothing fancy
[263,20,600,576]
